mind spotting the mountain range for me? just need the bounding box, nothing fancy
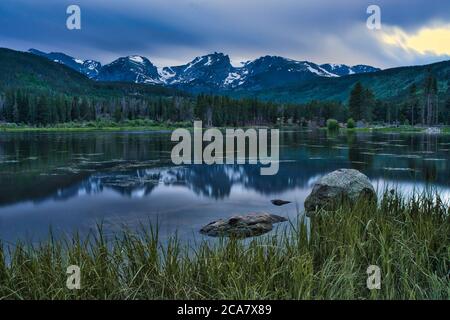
[28,49,380,93]
[1,47,449,104]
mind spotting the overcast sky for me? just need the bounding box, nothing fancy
[1,0,450,68]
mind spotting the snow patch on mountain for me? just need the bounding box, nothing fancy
[320,63,380,76]
[304,63,338,77]
[158,67,176,82]
[224,72,241,86]
[204,56,213,66]
[129,56,144,64]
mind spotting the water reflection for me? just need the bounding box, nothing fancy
[0,130,449,243]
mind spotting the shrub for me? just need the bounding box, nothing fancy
[326,119,339,131]
[347,118,356,129]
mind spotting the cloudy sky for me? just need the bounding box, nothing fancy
[1,0,450,68]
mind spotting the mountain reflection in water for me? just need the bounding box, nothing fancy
[0,130,448,243]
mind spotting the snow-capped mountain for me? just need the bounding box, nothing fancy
[157,54,347,92]
[29,49,381,92]
[320,63,380,76]
[81,60,102,79]
[96,55,161,84]
[158,52,234,89]
[28,49,102,78]
[228,56,339,90]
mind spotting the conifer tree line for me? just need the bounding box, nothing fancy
[0,74,449,127]
[348,70,450,126]
[0,90,348,126]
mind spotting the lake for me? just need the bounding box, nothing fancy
[0,130,449,244]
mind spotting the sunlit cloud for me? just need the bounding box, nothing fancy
[380,24,450,56]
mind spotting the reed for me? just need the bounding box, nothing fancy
[0,191,448,300]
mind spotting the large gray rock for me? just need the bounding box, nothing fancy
[304,169,376,216]
[200,213,287,238]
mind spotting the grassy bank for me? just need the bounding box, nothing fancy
[0,120,186,132]
[1,121,449,134]
[0,192,448,300]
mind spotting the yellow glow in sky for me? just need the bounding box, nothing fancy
[381,25,450,56]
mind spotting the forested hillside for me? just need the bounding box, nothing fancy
[0,47,449,126]
[0,48,182,98]
[236,59,450,104]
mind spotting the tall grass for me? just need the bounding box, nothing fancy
[0,192,448,300]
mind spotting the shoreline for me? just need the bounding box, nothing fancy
[1,123,449,134]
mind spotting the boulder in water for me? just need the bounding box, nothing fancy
[304,169,376,216]
[200,213,287,238]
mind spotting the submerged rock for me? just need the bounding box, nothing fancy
[271,199,291,206]
[200,213,287,238]
[304,169,376,216]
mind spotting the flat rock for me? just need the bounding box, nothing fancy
[200,213,287,238]
[304,169,376,216]
[271,199,291,206]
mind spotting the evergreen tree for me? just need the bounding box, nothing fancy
[12,101,20,123]
[79,98,90,120]
[348,82,375,122]
[71,97,80,121]
[348,82,364,121]
[363,88,375,122]
[408,84,418,126]
[113,105,122,122]
[36,95,50,125]
[423,70,438,126]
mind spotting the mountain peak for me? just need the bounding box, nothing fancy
[28,48,45,55]
[111,55,153,66]
[97,55,160,84]
[28,48,101,78]
[320,63,380,76]
[189,52,231,67]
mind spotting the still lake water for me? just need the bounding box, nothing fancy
[0,130,449,244]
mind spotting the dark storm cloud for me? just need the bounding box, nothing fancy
[377,0,450,29]
[1,0,449,68]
